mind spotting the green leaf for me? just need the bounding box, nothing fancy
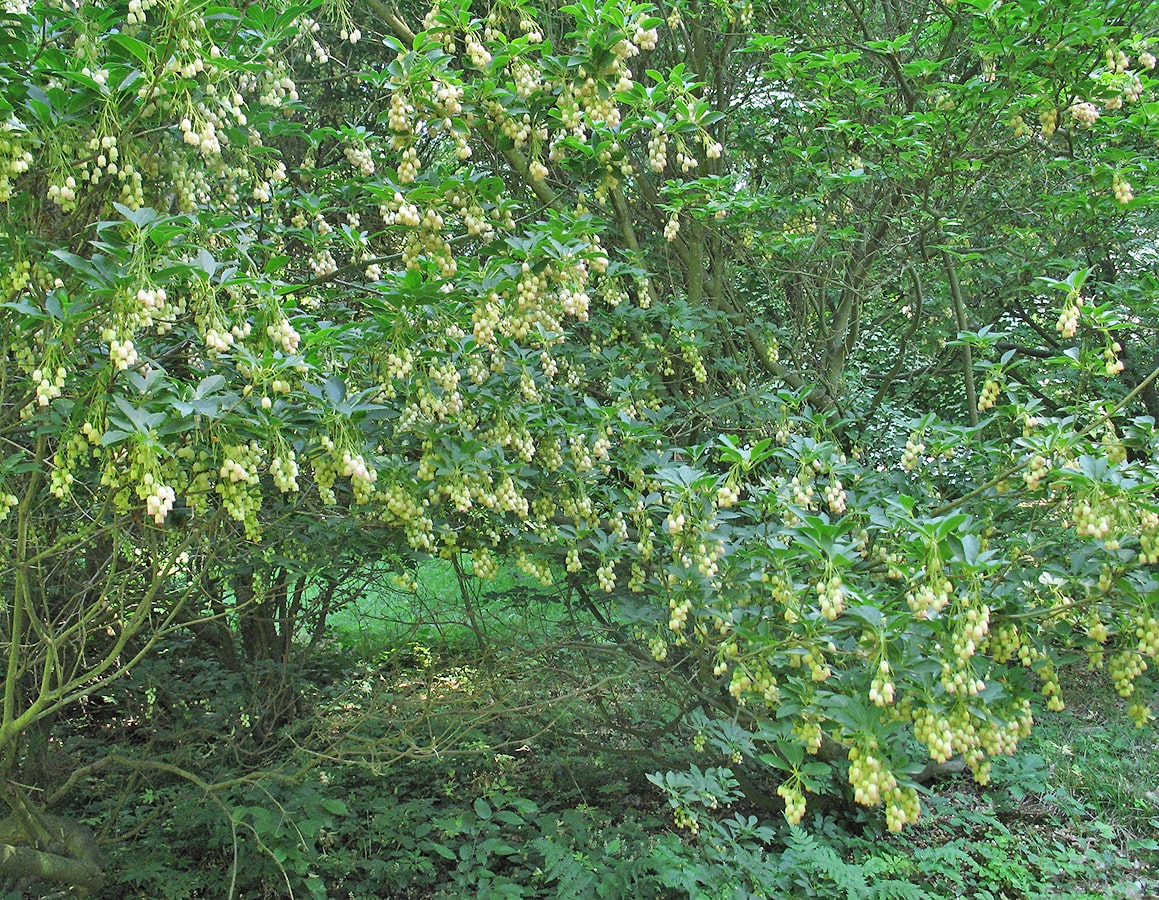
[473,798,493,820]
[320,798,348,816]
[429,842,457,860]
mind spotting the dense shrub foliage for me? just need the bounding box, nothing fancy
[0,0,1157,892]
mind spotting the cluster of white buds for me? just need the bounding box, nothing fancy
[668,596,693,631]
[634,25,659,51]
[1040,107,1058,137]
[715,482,740,508]
[181,118,221,156]
[86,133,120,181]
[434,82,463,116]
[559,286,589,320]
[597,562,616,591]
[1128,699,1153,728]
[0,138,30,203]
[1068,101,1100,128]
[568,432,595,471]
[398,145,420,183]
[511,60,539,99]
[47,175,78,210]
[901,437,924,471]
[471,546,498,579]
[81,66,109,85]
[687,539,722,579]
[309,250,337,276]
[204,327,234,353]
[495,474,529,517]
[1113,172,1134,204]
[906,571,953,618]
[777,783,807,825]
[345,144,374,175]
[941,662,987,699]
[978,378,1001,411]
[145,481,176,524]
[1140,511,1159,564]
[1141,51,1157,69]
[217,442,264,531]
[611,37,639,60]
[126,0,157,25]
[1056,294,1082,338]
[664,214,680,242]
[1023,454,1050,490]
[387,92,414,133]
[32,366,65,406]
[647,128,668,172]
[952,606,991,665]
[914,709,956,765]
[0,492,18,522]
[270,451,299,492]
[1106,48,1131,73]
[517,17,544,42]
[105,334,139,370]
[825,478,846,514]
[1109,649,1147,698]
[817,573,846,620]
[338,27,361,43]
[884,786,921,833]
[220,449,259,485]
[1073,494,1113,540]
[397,203,422,229]
[789,473,815,508]
[672,141,698,172]
[869,658,895,706]
[258,73,299,107]
[341,452,378,502]
[1136,614,1159,659]
[471,295,501,346]
[266,316,300,353]
[1103,340,1124,375]
[466,37,491,69]
[137,286,166,311]
[848,744,897,807]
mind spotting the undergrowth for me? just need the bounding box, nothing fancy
[47,564,1159,899]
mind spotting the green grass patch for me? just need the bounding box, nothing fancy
[325,558,588,662]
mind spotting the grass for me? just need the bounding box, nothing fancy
[325,559,581,660]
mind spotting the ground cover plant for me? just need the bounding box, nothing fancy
[53,591,1159,899]
[1,0,1158,895]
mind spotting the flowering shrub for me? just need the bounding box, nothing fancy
[0,0,1157,890]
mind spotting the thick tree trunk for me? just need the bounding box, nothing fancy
[0,812,103,894]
